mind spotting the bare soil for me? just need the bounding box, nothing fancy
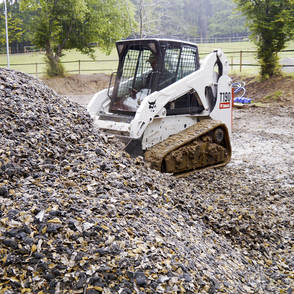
[42,73,110,95]
[42,74,110,107]
[232,74,294,106]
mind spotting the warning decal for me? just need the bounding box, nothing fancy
[220,102,231,109]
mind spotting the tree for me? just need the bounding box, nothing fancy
[234,0,294,79]
[130,0,248,41]
[20,0,136,76]
[208,0,247,39]
[132,0,171,38]
[0,1,25,52]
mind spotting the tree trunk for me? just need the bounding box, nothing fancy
[45,45,65,77]
[258,38,281,80]
[139,0,143,38]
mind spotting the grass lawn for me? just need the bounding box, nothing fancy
[0,48,119,77]
[0,40,293,77]
[200,40,294,75]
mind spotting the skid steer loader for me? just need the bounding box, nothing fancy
[88,38,232,174]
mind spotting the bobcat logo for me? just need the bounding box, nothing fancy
[148,100,156,111]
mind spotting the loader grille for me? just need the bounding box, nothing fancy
[177,46,199,80]
[117,49,153,99]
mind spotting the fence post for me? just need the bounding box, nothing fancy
[35,63,38,77]
[240,50,242,72]
[78,60,80,75]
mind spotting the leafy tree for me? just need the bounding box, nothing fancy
[20,0,136,76]
[132,0,171,38]
[0,1,25,52]
[234,0,294,79]
[130,0,248,41]
[208,0,247,38]
[131,0,198,38]
[152,0,186,38]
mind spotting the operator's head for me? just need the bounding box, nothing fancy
[147,53,157,70]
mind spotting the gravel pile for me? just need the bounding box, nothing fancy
[0,68,293,293]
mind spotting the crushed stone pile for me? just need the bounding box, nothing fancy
[0,68,293,293]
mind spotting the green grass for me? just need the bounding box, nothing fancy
[198,40,294,75]
[0,48,119,77]
[0,40,293,77]
[198,41,257,52]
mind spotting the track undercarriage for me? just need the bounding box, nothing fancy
[144,119,231,174]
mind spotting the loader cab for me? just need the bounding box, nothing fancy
[108,39,200,115]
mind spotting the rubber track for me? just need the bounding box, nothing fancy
[144,119,231,173]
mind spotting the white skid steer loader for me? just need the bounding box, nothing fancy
[88,39,232,174]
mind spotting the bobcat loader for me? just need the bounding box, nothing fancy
[87,38,232,174]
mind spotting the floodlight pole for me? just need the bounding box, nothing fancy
[4,0,10,68]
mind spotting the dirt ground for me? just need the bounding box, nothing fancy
[42,74,110,106]
[233,74,294,106]
[42,73,110,95]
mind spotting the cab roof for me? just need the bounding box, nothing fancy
[115,38,198,57]
[116,38,198,49]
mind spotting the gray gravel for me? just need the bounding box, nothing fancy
[185,105,294,292]
[0,68,293,293]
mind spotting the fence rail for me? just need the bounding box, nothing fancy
[0,49,293,77]
[188,36,250,44]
